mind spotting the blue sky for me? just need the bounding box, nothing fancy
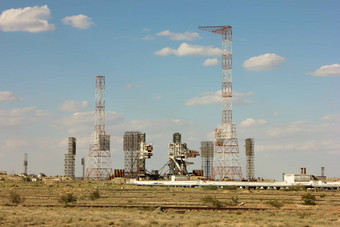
[0,0,339,180]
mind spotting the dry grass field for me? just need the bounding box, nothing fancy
[0,180,340,226]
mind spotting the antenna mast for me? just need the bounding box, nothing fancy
[198,26,243,180]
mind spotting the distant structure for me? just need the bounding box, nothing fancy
[168,132,199,176]
[198,26,242,180]
[201,141,214,179]
[24,153,28,175]
[245,138,255,180]
[123,131,153,178]
[321,167,325,177]
[81,158,85,180]
[85,75,113,179]
[64,137,76,178]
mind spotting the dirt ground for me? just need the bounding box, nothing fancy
[0,180,339,226]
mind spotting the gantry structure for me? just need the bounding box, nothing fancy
[245,138,255,180]
[198,26,243,180]
[85,76,113,179]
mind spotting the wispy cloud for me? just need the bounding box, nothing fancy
[308,64,340,77]
[0,91,23,102]
[156,30,201,41]
[202,58,218,66]
[185,90,254,106]
[142,35,154,40]
[321,114,340,122]
[0,5,55,32]
[62,14,94,29]
[155,43,222,57]
[240,118,267,127]
[126,84,141,89]
[243,53,285,71]
[59,100,89,112]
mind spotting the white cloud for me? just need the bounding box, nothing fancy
[154,96,162,100]
[126,84,141,89]
[142,35,154,40]
[185,90,253,106]
[202,58,218,66]
[266,121,304,137]
[142,28,150,32]
[0,91,23,102]
[0,106,37,126]
[273,112,279,116]
[59,100,89,112]
[154,43,222,57]
[243,53,285,71]
[321,114,340,122]
[35,109,53,117]
[156,30,201,41]
[308,64,340,77]
[0,5,55,32]
[240,118,267,127]
[62,14,94,29]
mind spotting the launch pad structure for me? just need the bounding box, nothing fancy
[85,76,113,179]
[198,26,243,180]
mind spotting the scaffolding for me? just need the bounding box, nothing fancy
[168,133,199,176]
[85,76,113,179]
[201,141,214,179]
[124,131,153,178]
[245,138,254,180]
[198,26,243,180]
[65,137,76,178]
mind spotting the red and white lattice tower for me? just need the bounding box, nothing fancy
[198,26,243,180]
[85,75,113,179]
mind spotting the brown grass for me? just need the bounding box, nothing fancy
[0,180,339,226]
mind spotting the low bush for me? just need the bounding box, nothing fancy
[266,199,284,209]
[89,189,100,200]
[201,195,224,208]
[59,193,77,204]
[226,195,240,206]
[302,193,316,205]
[9,191,24,204]
[319,193,326,198]
[222,186,237,190]
[284,185,306,191]
[202,185,219,190]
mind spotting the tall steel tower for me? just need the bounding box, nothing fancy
[198,26,243,180]
[85,75,113,179]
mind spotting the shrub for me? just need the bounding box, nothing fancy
[266,199,284,209]
[319,193,326,198]
[229,195,239,206]
[201,195,224,208]
[59,193,77,204]
[9,191,24,204]
[202,185,219,190]
[89,189,100,200]
[222,186,237,190]
[284,185,306,191]
[302,193,316,205]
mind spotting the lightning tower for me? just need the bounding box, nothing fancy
[85,75,113,179]
[198,26,243,180]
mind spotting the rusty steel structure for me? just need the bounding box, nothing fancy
[123,131,153,178]
[85,76,113,179]
[65,137,76,178]
[198,26,243,180]
[245,138,255,180]
[201,141,214,179]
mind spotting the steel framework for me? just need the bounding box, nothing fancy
[85,76,113,179]
[65,137,76,178]
[123,131,153,178]
[245,138,255,180]
[201,141,214,179]
[168,133,200,176]
[198,26,243,180]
